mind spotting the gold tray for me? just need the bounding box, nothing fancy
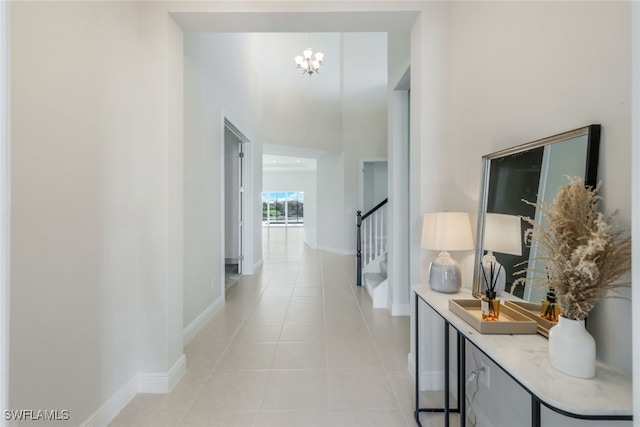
[503,300,558,338]
[449,299,538,334]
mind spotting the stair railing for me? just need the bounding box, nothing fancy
[356,198,388,286]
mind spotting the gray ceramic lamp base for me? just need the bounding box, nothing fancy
[428,251,462,293]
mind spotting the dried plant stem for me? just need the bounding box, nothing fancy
[514,177,631,321]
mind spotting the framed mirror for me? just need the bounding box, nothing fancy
[472,125,601,302]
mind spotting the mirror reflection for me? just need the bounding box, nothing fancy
[473,125,601,302]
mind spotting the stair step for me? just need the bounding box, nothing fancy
[379,260,388,277]
[363,272,385,288]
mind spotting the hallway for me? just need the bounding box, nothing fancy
[109,227,418,426]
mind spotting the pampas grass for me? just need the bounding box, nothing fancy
[514,177,631,321]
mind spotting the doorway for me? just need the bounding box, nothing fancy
[361,159,388,212]
[223,119,250,290]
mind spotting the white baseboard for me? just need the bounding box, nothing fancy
[79,375,138,427]
[407,353,444,391]
[315,244,356,256]
[183,295,224,346]
[253,258,263,272]
[391,302,410,316]
[138,354,186,394]
[167,354,187,391]
[79,355,189,426]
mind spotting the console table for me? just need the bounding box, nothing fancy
[413,284,633,427]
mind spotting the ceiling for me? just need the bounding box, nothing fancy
[171,11,419,33]
[176,8,413,173]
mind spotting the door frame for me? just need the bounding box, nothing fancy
[221,116,253,300]
[359,157,388,213]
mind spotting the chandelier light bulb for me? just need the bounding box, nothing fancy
[294,47,324,76]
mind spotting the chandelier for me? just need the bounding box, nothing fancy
[294,48,324,75]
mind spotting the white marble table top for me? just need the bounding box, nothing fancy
[413,284,633,417]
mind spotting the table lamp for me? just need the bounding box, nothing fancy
[421,212,474,293]
[482,213,522,296]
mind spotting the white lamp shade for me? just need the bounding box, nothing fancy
[303,48,313,59]
[294,56,304,65]
[484,213,522,256]
[421,212,474,251]
[314,51,324,62]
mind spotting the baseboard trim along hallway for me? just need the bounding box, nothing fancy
[183,296,225,346]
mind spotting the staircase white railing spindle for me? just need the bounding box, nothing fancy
[355,199,388,286]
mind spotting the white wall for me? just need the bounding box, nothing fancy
[10,0,140,421]
[316,153,346,253]
[183,32,262,329]
[256,33,343,153]
[263,168,317,247]
[0,0,9,418]
[633,3,640,426]
[341,33,389,253]
[409,1,453,391]
[450,0,632,373]
[445,2,632,425]
[386,31,411,316]
[134,1,185,384]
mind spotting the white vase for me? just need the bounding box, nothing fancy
[548,316,596,379]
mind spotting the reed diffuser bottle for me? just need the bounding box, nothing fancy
[481,262,502,321]
[541,287,560,322]
[481,290,500,321]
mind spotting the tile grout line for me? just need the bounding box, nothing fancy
[348,261,413,426]
[320,250,334,421]
[176,259,272,427]
[117,229,411,427]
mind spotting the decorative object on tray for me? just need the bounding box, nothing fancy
[482,213,523,296]
[480,262,501,321]
[421,212,474,293]
[514,177,632,378]
[540,287,560,322]
[449,299,537,334]
[503,300,555,337]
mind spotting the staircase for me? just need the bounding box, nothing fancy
[362,255,388,308]
[356,198,388,308]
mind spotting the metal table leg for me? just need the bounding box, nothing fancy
[414,292,421,426]
[444,320,450,427]
[413,294,461,426]
[532,395,541,427]
[458,331,466,427]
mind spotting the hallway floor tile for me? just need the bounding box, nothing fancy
[109,227,443,427]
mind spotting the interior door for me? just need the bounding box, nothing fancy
[238,142,244,274]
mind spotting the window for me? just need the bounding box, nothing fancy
[262,191,304,226]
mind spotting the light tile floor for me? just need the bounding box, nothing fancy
[109,227,444,427]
